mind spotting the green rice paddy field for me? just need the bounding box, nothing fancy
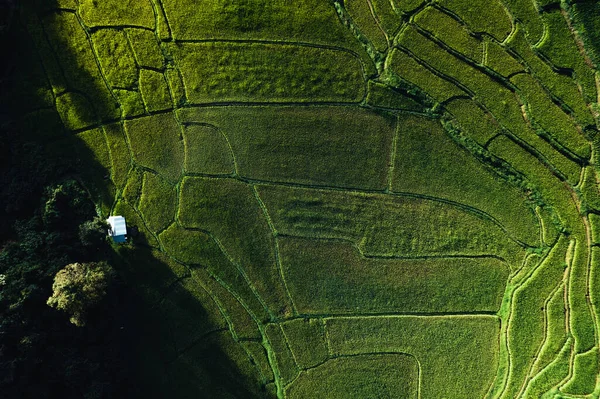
[12,0,600,397]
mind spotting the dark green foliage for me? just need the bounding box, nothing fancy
[47,261,114,326]
[42,180,96,228]
[78,216,108,248]
[0,178,131,398]
[570,1,600,68]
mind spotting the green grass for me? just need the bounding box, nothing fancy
[157,276,228,350]
[113,199,159,248]
[182,124,235,175]
[79,0,155,28]
[365,81,424,111]
[485,40,525,77]
[512,73,591,161]
[118,247,188,304]
[370,0,403,37]
[126,28,165,70]
[75,128,115,212]
[112,89,145,118]
[488,135,583,234]
[285,354,418,399]
[528,282,568,377]
[178,177,293,318]
[538,10,597,103]
[123,113,183,183]
[165,68,186,108]
[414,6,483,62]
[138,172,176,234]
[258,184,526,266]
[279,236,509,314]
[280,318,329,369]
[158,224,270,322]
[139,69,172,113]
[388,48,466,102]
[345,0,388,52]
[507,26,597,129]
[436,0,513,41]
[390,0,423,13]
[444,98,503,145]
[569,1,600,68]
[160,0,364,47]
[170,42,366,104]
[326,315,500,398]
[178,106,394,190]
[192,268,261,340]
[567,242,597,354]
[91,29,138,90]
[580,167,600,212]
[522,339,572,398]
[265,323,299,386]
[503,236,569,399]
[55,91,98,130]
[590,213,600,245]
[392,114,539,245]
[18,1,600,397]
[501,0,545,44]
[165,329,266,397]
[43,12,120,120]
[561,347,600,395]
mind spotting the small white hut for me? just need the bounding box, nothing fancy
[107,216,127,243]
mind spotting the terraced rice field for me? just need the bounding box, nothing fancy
[13,0,600,397]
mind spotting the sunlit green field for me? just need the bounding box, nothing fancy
[11,0,600,397]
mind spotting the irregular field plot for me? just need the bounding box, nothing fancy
[286,354,419,399]
[279,237,509,314]
[160,0,368,50]
[258,184,526,266]
[123,113,184,183]
[326,315,500,398]
[178,177,292,317]
[178,106,394,190]
[170,43,365,103]
[392,114,539,245]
